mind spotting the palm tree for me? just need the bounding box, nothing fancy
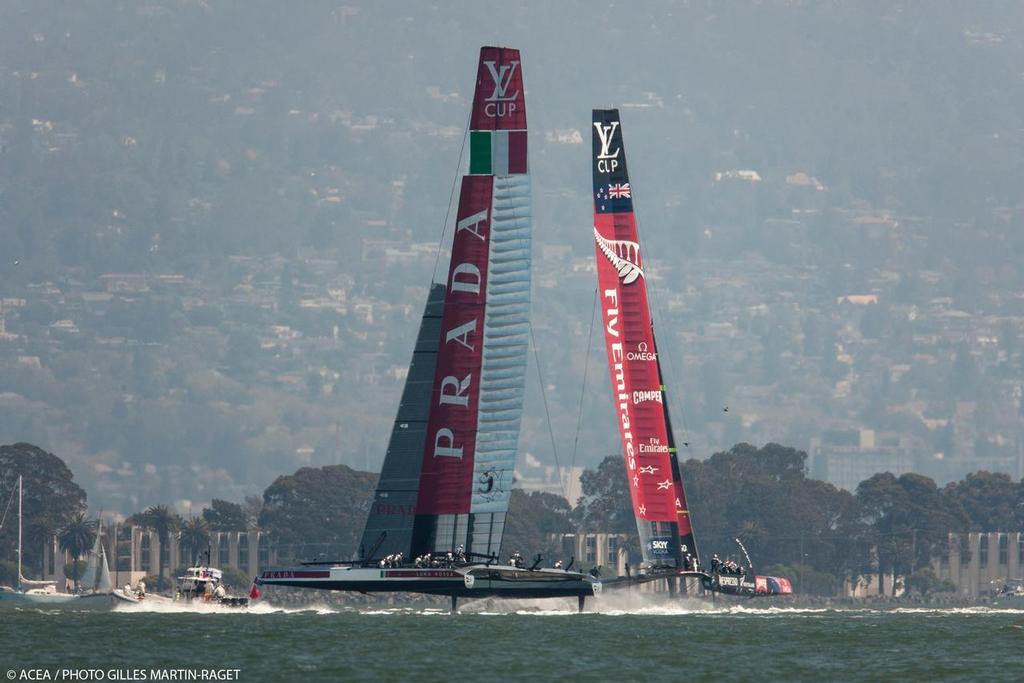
[26,514,58,580]
[179,516,210,565]
[59,513,96,591]
[139,505,181,583]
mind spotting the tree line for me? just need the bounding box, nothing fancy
[260,443,1024,598]
[4,441,1022,596]
[575,443,1024,595]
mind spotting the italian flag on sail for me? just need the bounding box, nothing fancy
[470,130,528,175]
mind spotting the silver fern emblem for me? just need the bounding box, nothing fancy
[594,227,644,284]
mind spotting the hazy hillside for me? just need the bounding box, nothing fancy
[2,1,1023,512]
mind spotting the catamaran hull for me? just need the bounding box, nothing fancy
[601,570,792,598]
[258,565,600,599]
[702,572,793,597]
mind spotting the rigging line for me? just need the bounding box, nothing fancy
[570,286,600,476]
[430,109,471,286]
[530,323,568,501]
[0,482,14,532]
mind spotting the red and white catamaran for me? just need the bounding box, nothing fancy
[590,110,792,598]
[257,47,599,612]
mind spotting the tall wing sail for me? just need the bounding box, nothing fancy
[359,284,444,562]
[409,47,531,561]
[591,109,695,570]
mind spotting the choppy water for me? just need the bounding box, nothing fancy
[2,594,1022,682]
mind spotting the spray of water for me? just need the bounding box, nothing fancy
[112,599,339,615]
[105,595,1024,617]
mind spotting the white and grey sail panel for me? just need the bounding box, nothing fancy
[80,523,102,590]
[466,174,531,557]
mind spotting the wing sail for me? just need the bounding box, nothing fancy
[408,47,531,560]
[590,109,697,571]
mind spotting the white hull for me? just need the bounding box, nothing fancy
[0,589,78,606]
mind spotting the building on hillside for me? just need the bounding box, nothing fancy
[810,429,927,491]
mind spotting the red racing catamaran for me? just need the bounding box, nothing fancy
[590,109,792,598]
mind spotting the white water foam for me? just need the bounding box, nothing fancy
[108,596,1024,618]
[384,594,1024,617]
[112,599,339,615]
[890,606,1024,615]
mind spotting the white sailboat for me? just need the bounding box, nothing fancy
[0,475,78,606]
[75,519,139,608]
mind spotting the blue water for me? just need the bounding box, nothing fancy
[1,595,1022,682]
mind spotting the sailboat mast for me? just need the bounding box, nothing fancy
[94,519,103,591]
[16,475,22,591]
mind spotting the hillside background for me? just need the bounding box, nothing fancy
[2,1,1023,512]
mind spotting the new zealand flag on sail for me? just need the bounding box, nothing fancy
[592,109,634,215]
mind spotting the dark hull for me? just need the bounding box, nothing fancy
[602,569,792,598]
[702,572,793,597]
[258,564,599,600]
[177,594,250,608]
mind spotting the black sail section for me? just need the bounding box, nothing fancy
[358,284,445,563]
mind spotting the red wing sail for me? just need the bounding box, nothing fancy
[414,176,493,515]
[471,47,526,131]
[409,47,531,560]
[591,109,695,569]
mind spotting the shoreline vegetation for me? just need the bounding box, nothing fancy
[4,441,1023,600]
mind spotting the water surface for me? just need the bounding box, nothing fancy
[1,596,1021,681]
